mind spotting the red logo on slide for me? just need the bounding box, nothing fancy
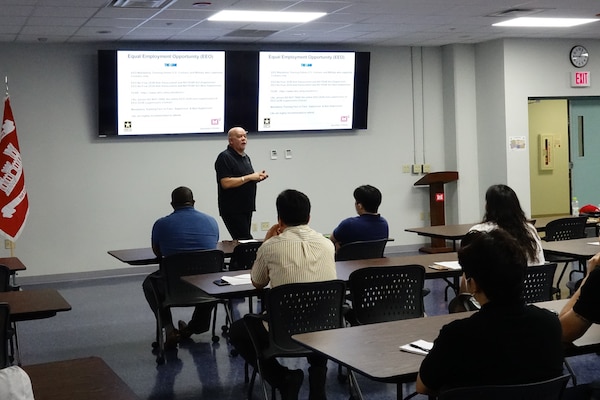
[340,115,348,122]
[435,193,444,202]
[211,118,220,125]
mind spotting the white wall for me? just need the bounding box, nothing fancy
[0,43,451,278]
[476,39,600,217]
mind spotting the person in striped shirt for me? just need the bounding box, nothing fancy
[230,189,336,400]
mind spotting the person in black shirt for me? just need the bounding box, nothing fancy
[416,229,563,396]
[214,127,268,239]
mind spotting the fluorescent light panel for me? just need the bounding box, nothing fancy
[493,17,598,27]
[208,10,326,23]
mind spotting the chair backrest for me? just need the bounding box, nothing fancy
[544,217,587,242]
[524,263,558,303]
[348,265,425,325]
[160,249,225,303]
[448,293,481,313]
[438,374,571,400]
[0,302,9,369]
[0,266,10,292]
[265,280,346,353]
[335,238,388,261]
[229,241,262,271]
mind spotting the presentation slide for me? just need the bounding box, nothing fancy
[258,51,355,132]
[116,50,225,135]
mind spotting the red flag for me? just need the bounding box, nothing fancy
[0,97,29,241]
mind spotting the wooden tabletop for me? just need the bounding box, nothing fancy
[108,240,255,265]
[292,299,600,387]
[183,253,461,297]
[0,257,26,273]
[0,288,71,321]
[541,237,600,259]
[22,356,139,400]
[405,215,597,242]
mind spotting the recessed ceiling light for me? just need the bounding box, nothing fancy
[208,10,326,23]
[493,17,598,27]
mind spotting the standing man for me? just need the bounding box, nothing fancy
[215,126,268,240]
[142,186,219,349]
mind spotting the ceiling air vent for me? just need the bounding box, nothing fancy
[110,0,173,8]
[224,30,277,38]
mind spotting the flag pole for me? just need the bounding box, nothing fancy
[3,77,16,257]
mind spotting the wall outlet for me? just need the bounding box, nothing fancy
[422,164,431,173]
[402,165,411,173]
[270,149,278,160]
[4,240,12,249]
[261,222,270,231]
[411,164,421,174]
[285,149,292,159]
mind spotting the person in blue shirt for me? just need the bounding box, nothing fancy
[330,185,389,251]
[142,186,219,349]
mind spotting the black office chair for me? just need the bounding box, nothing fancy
[243,280,346,400]
[437,374,571,400]
[523,263,558,303]
[543,216,587,298]
[151,249,224,364]
[343,265,425,398]
[346,265,425,325]
[335,238,388,261]
[0,302,10,369]
[0,266,16,365]
[227,241,262,314]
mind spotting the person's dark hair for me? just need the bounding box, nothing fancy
[459,229,526,302]
[354,185,382,213]
[276,189,310,226]
[482,184,537,262]
[171,186,195,208]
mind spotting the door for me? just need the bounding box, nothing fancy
[569,99,600,209]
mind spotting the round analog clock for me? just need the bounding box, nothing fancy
[570,45,589,68]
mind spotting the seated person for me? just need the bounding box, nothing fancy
[416,229,564,396]
[459,184,545,293]
[560,251,600,342]
[469,184,544,265]
[141,186,219,348]
[329,184,389,251]
[229,189,336,400]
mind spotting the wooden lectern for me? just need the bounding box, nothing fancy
[414,171,459,253]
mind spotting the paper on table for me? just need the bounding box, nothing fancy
[587,241,600,245]
[429,261,462,270]
[399,339,433,355]
[238,239,259,244]
[221,274,252,285]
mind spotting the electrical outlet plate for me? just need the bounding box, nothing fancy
[411,164,421,174]
[270,150,278,160]
[261,222,270,231]
[402,165,410,173]
[285,149,292,159]
[422,164,431,173]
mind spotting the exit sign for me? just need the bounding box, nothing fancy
[571,71,591,87]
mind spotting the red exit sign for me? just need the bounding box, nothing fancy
[571,71,591,87]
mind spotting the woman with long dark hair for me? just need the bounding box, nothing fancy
[470,184,544,265]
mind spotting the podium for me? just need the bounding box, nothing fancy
[414,171,459,253]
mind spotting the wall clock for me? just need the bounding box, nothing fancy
[570,45,589,68]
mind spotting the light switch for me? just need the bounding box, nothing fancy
[285,149,292,159]
[270,149,278,160]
